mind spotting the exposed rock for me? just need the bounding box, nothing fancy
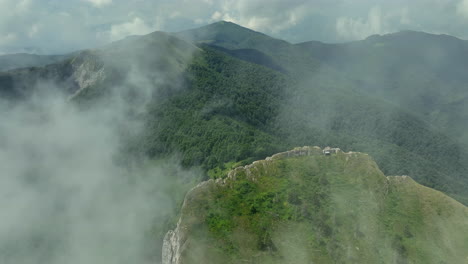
[162,180,214,264]
[162,222,181,264]
[68,51,106,97]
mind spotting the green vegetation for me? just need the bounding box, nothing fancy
[129,39,468,204]
[2,22,468,204]
[138,46,289,169]
[174,149,468,263]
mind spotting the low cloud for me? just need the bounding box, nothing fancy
[336,6,387,40]
[0,35,199,263]
[0,81,186,263]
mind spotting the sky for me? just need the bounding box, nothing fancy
[1,0,468,54]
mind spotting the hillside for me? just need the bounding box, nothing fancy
[297,31,468,143]
[1,21,468,206]
[177,21,323,75]
[163,147,468,264]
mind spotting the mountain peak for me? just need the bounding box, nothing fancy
[175,20,290,51]
[183,20,258,33]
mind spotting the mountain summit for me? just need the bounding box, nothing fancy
[176,21,290,50]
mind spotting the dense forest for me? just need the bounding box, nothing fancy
[2,22,468,204]
[125,40,468,204]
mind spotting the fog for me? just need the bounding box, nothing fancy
[0,39,198,263]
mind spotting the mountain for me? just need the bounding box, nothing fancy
[163,147,468,264]
[297,31,468,143]
[177,21,290,52]
[177,21,322,75]
[3,21,468,263]
[0,31,198,100]
[1,21,468,206]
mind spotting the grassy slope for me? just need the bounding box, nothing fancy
[175,147,468,264]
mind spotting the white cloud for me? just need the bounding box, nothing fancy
[336,6,387,40]
[211,11,223,21]
[210,0,310,34]
[83,0,113,8]
[109,17,153,41]
[0,61,199,263]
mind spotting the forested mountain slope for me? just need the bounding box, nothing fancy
[1,21,468,206]
[297,31,468,143]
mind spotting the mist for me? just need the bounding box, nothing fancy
[0,36,199,263]
[2,4,468,262]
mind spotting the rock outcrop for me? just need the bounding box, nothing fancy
[162,180,214,264]
[162,221,182,264]
[68,51,106,97]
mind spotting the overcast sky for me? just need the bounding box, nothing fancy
[1,0,468,54]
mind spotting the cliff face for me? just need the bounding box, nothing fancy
[163,146,468,264]
[162,222,181,264]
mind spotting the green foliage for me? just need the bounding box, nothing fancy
[178,153,468,264]
[138,47,289,171]
[4,22,468,205]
